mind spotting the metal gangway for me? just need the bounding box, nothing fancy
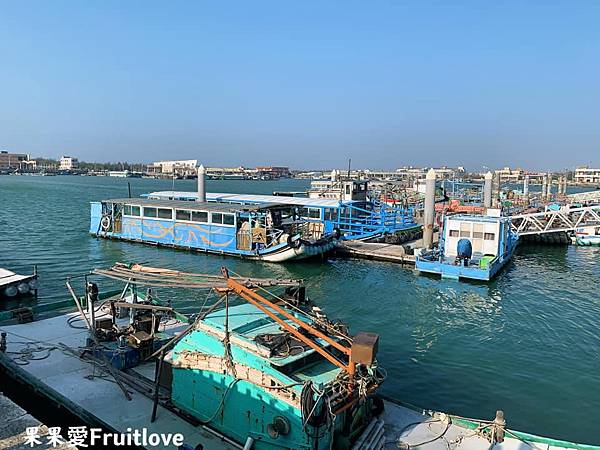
[510,205,600,236]
[567,190,600,204]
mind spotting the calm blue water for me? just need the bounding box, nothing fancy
[1,175,599,444]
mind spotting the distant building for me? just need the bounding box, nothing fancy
[21,160,37,170]
[0,151,30,169]
[494,167,523,181]
[150,159,198,175]
[59,156,78,170]
[255,166,291,179]
[574,166,600,184]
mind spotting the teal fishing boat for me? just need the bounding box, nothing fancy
[0,263,598,450]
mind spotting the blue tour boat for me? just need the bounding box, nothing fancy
[145,184,419,242]
[415,214,519,281]
[90,198,338,262]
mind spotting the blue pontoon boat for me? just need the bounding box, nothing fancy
[416,214,519,281]
[90,198,338,262]
[145,183,419,242]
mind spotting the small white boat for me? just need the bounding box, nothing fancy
[0,267,38,299]
[574,223,600,246]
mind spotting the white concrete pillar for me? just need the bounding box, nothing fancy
[523,175,530,196]
[197,164,206,202]
[423,168,436,249]
[484,171,493,208]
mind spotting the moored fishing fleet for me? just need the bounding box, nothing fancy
[2,263,598,450]
[2,163,600,449]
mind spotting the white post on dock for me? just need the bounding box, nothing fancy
[484,171,493,208]
[546,174,552,198]
[197,164,206,202]
[423,168,436,249]
[523,174,530,197]
[542,174,548,200]
[563,175,568,195]
[557,176,563,195]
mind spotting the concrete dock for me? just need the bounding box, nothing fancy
[0,391,70,450]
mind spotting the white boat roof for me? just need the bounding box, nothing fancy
[147,190,344,208]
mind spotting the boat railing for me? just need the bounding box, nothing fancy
[335,201,417,237]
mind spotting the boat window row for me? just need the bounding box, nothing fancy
[123,205,141,216]
[449,229,496,240]
[123,204,235,226]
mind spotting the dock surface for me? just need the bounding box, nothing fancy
[0,391,70,450]
[0,312,237,450]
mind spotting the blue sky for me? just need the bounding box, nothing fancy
[1,1,599,170]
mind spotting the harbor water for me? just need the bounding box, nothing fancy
[1,175,599,444]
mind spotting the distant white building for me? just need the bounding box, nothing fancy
[59,155,78,170]
[574,166,600,184]
[494,167,524,181]
[150,159,198,175]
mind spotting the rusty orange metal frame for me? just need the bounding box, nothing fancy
[221,267,355,377]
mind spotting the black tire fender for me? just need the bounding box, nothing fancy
[287,234,302,248]
[333,228,342,240]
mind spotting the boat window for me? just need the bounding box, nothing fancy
[324,208,337,221]
[191,211,208,223]
[157,208,173,219]
[345,185,351,194]
[143,207,157,218]
[473,231,484,239]
[223,214,235,226]
[211,213,223,224]
[300,207,321,219]
[449,230,459,237]
[484,232,495,240]
[176,209,191,221]
[123,205,141,217]
[460,230,470,237]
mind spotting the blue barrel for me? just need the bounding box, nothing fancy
[457,238,472,259]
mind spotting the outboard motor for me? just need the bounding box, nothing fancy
[456,238,472,266]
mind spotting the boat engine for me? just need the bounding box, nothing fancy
[456,238,472,266]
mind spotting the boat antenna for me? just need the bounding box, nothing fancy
[347,158,352,179]
[127,182,132,198]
